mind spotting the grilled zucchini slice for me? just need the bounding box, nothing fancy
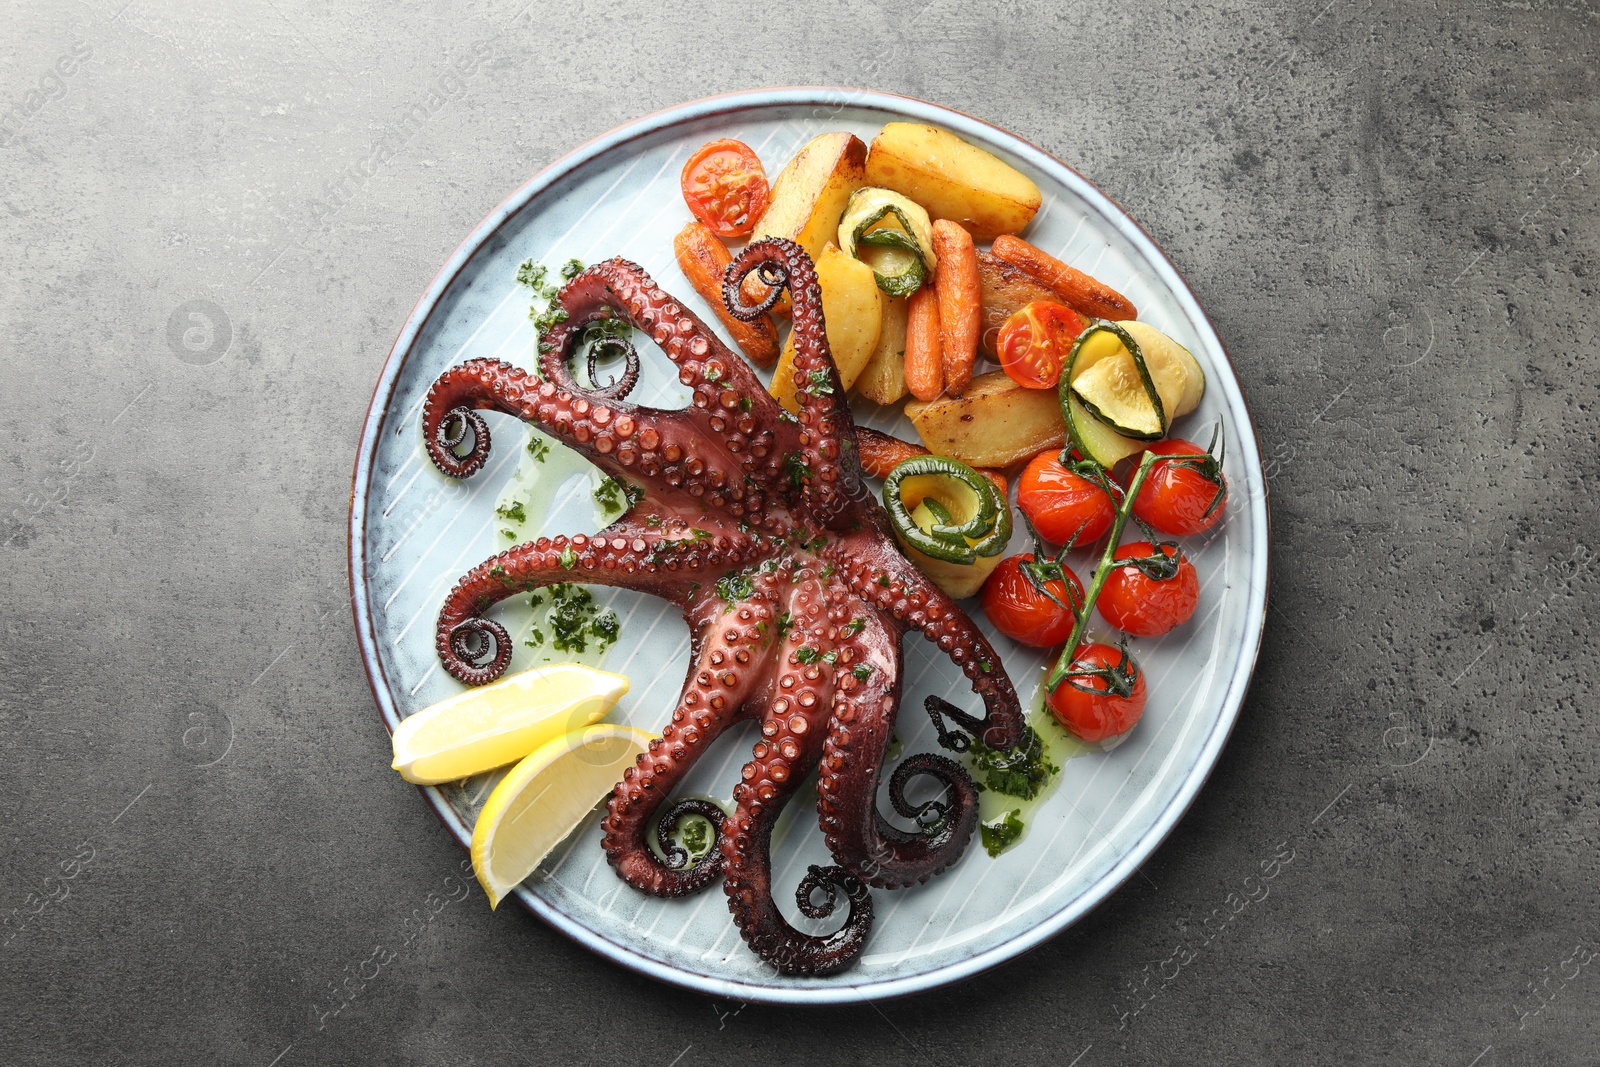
[838,187,937,297]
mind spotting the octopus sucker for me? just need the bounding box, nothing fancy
[420,239,1023,974]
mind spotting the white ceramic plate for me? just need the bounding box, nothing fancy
[349,88,1269,1004]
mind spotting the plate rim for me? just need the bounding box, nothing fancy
[348,86,1271,1005]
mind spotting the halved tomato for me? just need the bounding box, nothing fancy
[680,139,770,238]
[997,300,1086,389]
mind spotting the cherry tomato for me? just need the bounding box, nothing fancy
[981,553,1086,648]
[1125,439,1228,537]
[997,300,1086,389]
[1046,642,1146,743]
[1098,541,1199,637]
[1017,449,1117,545]
[680,139,770,238]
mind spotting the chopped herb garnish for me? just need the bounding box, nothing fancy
[496,500,527,524]
[547,584,592,652]
[531,304,569,333]
[516,259,549,293]
[527,435,551,461]
[794,646,821,664]
[557,547,577,570]
[520,583,622,655]
[966,725,1057,801]
[784,451,813,487]
[717,571,755,603]
[561,258,584,280]
[592,475,635,514]
[591,608,619,643]
[980,810,1025,857]
[852,664,873,680]
[679,816,710,857]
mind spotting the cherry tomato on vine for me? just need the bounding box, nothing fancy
[981,553,1086,648]
[997,300,1086,389]
[1046,642,1147,743]
[1098,541,1199,637]
[1125,438,1228,537]
[1017,449,1117,545]
[680,139,771,238]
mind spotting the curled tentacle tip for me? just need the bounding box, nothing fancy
[722,243,793,321]
[429,406,491,478]
[442,617,512,685]
[796,864,867,920]
[580,327,641,402]
[888,752,972,827]
[655,797,726,873]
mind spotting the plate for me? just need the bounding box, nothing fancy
[349,88,1268,1004]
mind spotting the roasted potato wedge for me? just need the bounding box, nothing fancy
[853,295,908,405]
[865,123,1041,241]
[770,243,883,411]
[744,132,868,313]
[975,250,1058,359]
[904,370,1065,468]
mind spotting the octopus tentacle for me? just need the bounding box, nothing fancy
[435,524,764,685]
[817,609,981,888]
[722,574,873,976]
[823,537,1024,751]
[724,239,865,530]
[602,591,776,896]
[543,261,802,510]
[421,358,773,522]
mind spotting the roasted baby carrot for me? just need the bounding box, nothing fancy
[931,220,980,396]
[856,426,1006,495]
[904,282,944,402]
[991,233,1138,321]
[673,220,780,366]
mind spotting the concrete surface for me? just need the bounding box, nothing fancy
[2,0,1597,1063]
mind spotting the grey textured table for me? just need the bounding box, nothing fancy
[4,1,1597,1063]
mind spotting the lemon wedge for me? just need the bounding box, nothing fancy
[471,723,651,907]
[391,664,629,785]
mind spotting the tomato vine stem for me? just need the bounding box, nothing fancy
[1044,449,1161,693]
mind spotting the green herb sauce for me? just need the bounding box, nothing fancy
[980,810,1026,857]
[964,691,1096,858]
